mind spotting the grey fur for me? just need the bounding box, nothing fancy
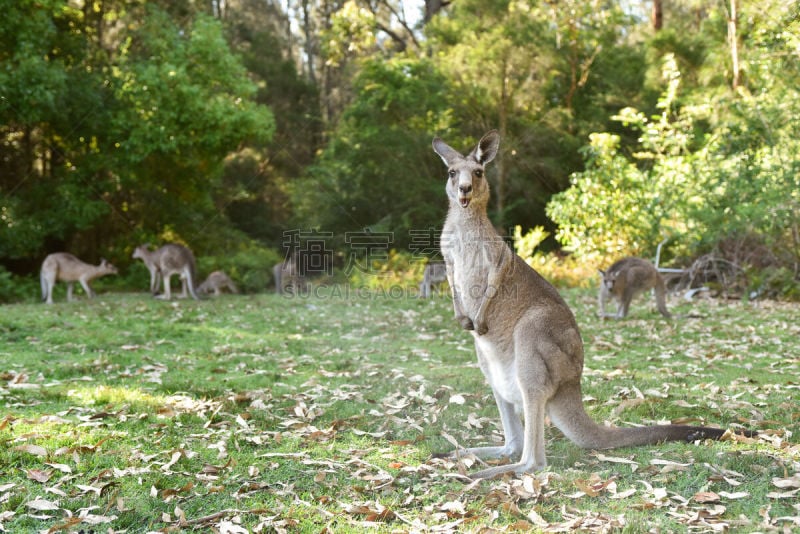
[132,244,200,300]
[40,253,118,304]
[433,130,733,479]
[598,257,671,319]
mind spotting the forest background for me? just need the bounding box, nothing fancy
[2,0,799,301]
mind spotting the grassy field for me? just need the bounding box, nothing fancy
[0,284,798,533]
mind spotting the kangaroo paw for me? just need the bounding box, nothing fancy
[457,316,475,331]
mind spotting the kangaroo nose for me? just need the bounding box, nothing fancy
[459,184,472,195]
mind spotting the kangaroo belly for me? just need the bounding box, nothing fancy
[475,336,523,413]
[452,270,487,317]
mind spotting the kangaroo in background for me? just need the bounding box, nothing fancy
[599,257,671,319]
[273,256,306,295]
[132,244,200,300]
[419,261,447,298]
[40,253,118,304]
[433,130,750,479]
[197,270,238,296]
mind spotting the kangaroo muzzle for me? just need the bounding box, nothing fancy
[458,183,472,208]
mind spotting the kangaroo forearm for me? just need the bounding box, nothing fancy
[473,248,510,333]
[450,288,474,330]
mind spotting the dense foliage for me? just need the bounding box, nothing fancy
[548,4,800,297]
[2,0,799,299]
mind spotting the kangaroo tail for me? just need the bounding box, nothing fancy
[185,265,201,300]
[654,276,671,318]
[547,382,752,449]
[40,270,48,302]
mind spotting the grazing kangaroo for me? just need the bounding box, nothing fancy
[433,130,750,479]
[419,261,447,298]
[40,253,118,304]
[599,257,671,319]
[132,244,200,300]
[197,270,238,296]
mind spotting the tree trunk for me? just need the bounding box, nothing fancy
[301,0,316,86]
[652,0,663,31]
[424,0,450,24]
[728,0,740,90]
[495,59,509,229]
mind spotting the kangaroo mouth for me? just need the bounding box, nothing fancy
[459,197,471,208]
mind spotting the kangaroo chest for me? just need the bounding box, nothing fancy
[442,223,504,314]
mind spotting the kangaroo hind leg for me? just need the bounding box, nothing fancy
[42,271,56,304]
[434,345,524,474]
[469,330,555,479]
[469,391,547,480]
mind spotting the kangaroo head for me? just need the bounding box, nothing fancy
[599,269,619,292]
[433,130,500,210]
[100,259,119,275]
[132,244,149,260]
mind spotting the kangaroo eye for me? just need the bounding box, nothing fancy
[448,169,456,178]
[474,169,483,178]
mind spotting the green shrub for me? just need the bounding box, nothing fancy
[514,226,599,288]
[0,267,39,303]
[347,249,429,293]
[546,54,800,299]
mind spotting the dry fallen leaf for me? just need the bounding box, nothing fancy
[593,453,640,471]
[44,517,81,532]
[25,497,59,511]
[449,394,466,405]
[44,463,72,474]
[767,488,800,499]
[693,491,721,503]
[13,444,47,457]
[25,469,53,483]
[772,475,800,489]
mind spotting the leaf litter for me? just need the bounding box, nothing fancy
[0,292,798,532]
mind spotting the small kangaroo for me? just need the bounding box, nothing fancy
[419,261,447,298]
[197,270,238,296]
[273,257,305,295]
[132,244,200,300]
[599,257,671,319]
[433,130,749,479]
[40,253,118,304]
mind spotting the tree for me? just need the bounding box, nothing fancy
[548,0,800,299]
[215,1,322,247]
[423,0,642,237]
[0,1,274,270]
[292,57,453,249]
[111,7,275,249]
[0,0,116,261]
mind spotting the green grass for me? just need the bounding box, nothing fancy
[0,287,798,532]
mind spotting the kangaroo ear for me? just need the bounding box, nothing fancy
[432,137,463,167]
[598,269,605,276]
[472,130,500,165]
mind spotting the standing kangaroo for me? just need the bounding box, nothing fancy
[419,261,447,298]
[598,257,671,319]
[197,270,238,296]
[40,253,118,304]
[132,244,200,300]
[273,256,306,295]
[433,130,748,479]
